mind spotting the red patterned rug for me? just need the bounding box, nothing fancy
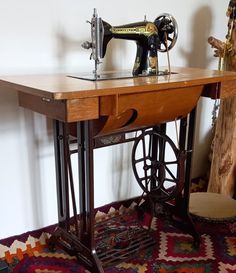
[1,198,236,273]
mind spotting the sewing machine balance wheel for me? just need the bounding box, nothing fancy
[154,13,178,52]
[131,129,185,202]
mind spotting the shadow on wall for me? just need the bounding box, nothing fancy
[181,5,214,178]
[23,110,54,227]
[180,5,213,68]
[55,25,131,73]
[55,27,83,70]
[0,87,19,129]
[0,87,54,229]
[23,110,43,227]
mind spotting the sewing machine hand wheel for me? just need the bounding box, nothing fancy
[154,13,178,52]
[132,129,185,202]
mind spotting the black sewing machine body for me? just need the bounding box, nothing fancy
[72,9,178,80]
[102,20,160,75]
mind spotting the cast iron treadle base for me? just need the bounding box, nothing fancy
[95,210,156,267]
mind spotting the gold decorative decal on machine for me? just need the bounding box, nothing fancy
[111,23,157,36]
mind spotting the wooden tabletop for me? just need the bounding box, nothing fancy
[1,67,236,100]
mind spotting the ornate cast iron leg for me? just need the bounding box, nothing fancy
[53,120,70,230]
[77,121,104,272]
[174,108,200,246]
[49,120,104,273]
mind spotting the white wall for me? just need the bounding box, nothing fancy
[0,0,228,239]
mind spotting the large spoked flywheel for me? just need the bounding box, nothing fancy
[132,129,186,202]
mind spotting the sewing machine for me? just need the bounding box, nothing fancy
[71,9,178,80]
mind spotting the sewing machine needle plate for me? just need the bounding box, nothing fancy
[68,70,175,81]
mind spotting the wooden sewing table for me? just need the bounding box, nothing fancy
[1,67,236,273]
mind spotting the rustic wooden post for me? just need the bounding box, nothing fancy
[208,1,236,197]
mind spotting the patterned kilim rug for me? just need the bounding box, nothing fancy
[0,197,236,273]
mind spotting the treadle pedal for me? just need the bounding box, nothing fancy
[95,209,156,268]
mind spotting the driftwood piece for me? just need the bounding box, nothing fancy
[208,36,225,57]
[207,11,236,197]
[208,98,236,196]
